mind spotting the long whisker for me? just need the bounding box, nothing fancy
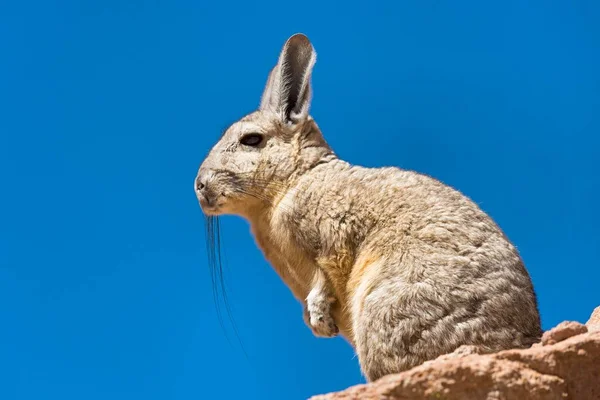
[206,216,226,332]
[205,215,249,359]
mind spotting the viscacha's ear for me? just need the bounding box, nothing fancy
[259,33,317,125]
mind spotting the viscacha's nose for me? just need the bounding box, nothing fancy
[195,174,206,192]
[194,171,214,210]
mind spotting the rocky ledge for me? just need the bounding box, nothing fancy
[311,306,600,400]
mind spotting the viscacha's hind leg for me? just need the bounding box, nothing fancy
[352,278,464,381]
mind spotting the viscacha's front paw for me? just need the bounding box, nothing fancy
[304,291,339,338]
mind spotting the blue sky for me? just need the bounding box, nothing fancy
[1,1,599,399]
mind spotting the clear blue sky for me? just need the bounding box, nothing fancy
[1,1,599,399]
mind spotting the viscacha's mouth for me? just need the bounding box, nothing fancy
[198,192,226,215]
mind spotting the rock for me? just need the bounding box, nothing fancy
[586,306,600,333]
[311,306,600,400]
[541,321,587,345]
[422,345,484,365]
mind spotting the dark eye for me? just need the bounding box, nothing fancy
[240,133,263,147]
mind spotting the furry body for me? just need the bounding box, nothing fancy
[195,34,541,381]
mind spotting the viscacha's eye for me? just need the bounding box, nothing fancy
[240,133,263,147]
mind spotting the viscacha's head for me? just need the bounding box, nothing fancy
[194,34,333,219]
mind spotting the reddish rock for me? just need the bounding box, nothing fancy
[541,321,587,345]
[586,306,600,333]
[311,307,600,400]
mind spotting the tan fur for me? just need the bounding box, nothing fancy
[194,34,542,381]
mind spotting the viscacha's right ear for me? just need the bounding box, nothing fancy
[259,33,317,126]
